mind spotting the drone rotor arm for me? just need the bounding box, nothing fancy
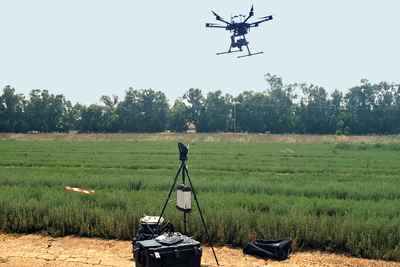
[211,11,231,25]
[205,23,227,29]
[249,15,273,27]
[243,5,255,23]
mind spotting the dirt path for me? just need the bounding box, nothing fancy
[0,234,399,267]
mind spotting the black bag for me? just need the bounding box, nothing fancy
[243,239,292,260]
[134,233,202,267]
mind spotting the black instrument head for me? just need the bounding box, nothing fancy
[178,143,189,161]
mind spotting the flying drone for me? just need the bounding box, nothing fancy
[206,6,273,58]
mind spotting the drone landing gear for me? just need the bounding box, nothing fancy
[237,43,264,58]
[216,35,263,58]
[216,48,264,58]
[237,51,264,58]
[216,50,242,55]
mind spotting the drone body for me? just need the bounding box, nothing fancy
[206,6,273,58]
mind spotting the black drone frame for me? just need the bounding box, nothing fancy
[206,5,273,58]
[156,143,219,265]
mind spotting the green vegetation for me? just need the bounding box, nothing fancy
[0,135,400,261]
[2,75,400,134]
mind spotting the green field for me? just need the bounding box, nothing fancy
[0,134,400,260]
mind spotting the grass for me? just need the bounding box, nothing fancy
[0,134,400,260]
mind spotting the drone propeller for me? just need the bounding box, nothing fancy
[243,5,254,23]
[211,10,231,25]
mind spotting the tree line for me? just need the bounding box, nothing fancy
[1,74,400,134]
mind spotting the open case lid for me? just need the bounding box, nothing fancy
[140,216,164,225]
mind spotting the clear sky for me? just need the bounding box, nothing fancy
[1,0,399,104]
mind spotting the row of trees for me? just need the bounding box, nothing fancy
[1,74,400,134]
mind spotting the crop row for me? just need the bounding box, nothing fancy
[0,139,400,260]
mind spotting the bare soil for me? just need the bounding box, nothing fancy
[0,234,399,267]
[2,133,400,144]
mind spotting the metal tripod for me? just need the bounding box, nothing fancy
[156,143,219,266]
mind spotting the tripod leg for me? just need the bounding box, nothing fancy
[156,162,184,230]
[182,163,187,235]
[184,166,220,266]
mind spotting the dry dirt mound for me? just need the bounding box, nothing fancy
[0,234,399,267]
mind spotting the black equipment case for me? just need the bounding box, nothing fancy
[134,233,202,267]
